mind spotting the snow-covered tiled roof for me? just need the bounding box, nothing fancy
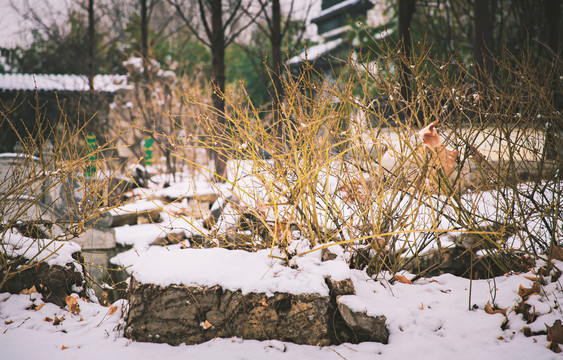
[288,38,345,65]
[313,0,375,23]
[0,73,129,93]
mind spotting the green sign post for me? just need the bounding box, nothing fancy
[144,136,154,166]
[85,133,97,177]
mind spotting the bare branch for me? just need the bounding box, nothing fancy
[167,0,210,47]
[223,0,243,29]
[225,1,265,46]
[197,0,213,40]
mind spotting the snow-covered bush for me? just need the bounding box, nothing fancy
[172,39,561,278]
[0,101,125,290]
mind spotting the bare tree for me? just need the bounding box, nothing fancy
[249,0,310,141]
[398,0,415,107]
[473,0,494,82]
[88,0,95,91]
[167,0,261,179]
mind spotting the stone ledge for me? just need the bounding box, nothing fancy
[125,275,389,346]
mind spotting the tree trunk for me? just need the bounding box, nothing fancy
[398,0,415,110]
[271,0,283,141]
[473,0,494,82]
[210,0,228,180]
[88,0,95,92]
[140,0,149,59]
[544,0,561,160]
[545,0,560,56]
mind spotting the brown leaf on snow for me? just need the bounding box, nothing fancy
[551,245,563,261]
[108,305,118,316]
[4,320,13,325]
[547,320,563,344]
[53,316,63,326]
[35,303,45,311]
[518,281,541,300]
[44,317,53,323]
[65,296,81,315]
[485,301,507,316]
[393,274,412,284]
[61,345,68,350]
[548,342,561,353]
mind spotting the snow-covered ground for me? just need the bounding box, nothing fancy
[2,161,561,359]
[1,256,561,360]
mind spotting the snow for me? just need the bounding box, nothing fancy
[2,151,562,359]
[2,259,561,359]
[128,246,359,296]
[110,199,165,216]
[0,73,128,93]
[288,38,345,65]
[2,229,81,269]
[314,0,374,22]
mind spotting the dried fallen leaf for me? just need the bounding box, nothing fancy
[547,320,563,344]
[548,341,562,353]
[518,281,541,300]
[44,317,53,323]
[200,320,213,330]
[4,320,13,325]
[393,274,412,284]
[108,306,118,315]
[61,345,68,350]
[53,316,63,326]
[261,300,269,307]
[485,301,507,316]
[19,285,37,295]
[419,121,443,150]
[35,303,45,311]
[65,296,80,315]
[514,301,536,323]
[551,245,563,261]
[419,303,424,310]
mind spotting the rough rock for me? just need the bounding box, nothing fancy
[321,248,338,262]
[125,278,331,346]
[326,277,355,296]
[1,253,86,307]
[111,208,161,227]
[336,300,389,344]
[150,231,187,246]
[125,274,390,347]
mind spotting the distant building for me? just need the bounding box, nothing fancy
[0,73,128,152]
[289,0,375,73]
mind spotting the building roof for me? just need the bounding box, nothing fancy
[312,0,374,25]
[288,38,345,66]
[0,73,129,93]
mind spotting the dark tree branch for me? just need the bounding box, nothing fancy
[197,0,213,40]
[167,0,210,46]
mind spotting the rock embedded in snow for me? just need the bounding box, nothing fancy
[124,247,390,346]
[1,255,86,307]
[336,300,389,344]
[125,278,332,346]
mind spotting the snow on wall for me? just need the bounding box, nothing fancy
[0,73,129,93]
